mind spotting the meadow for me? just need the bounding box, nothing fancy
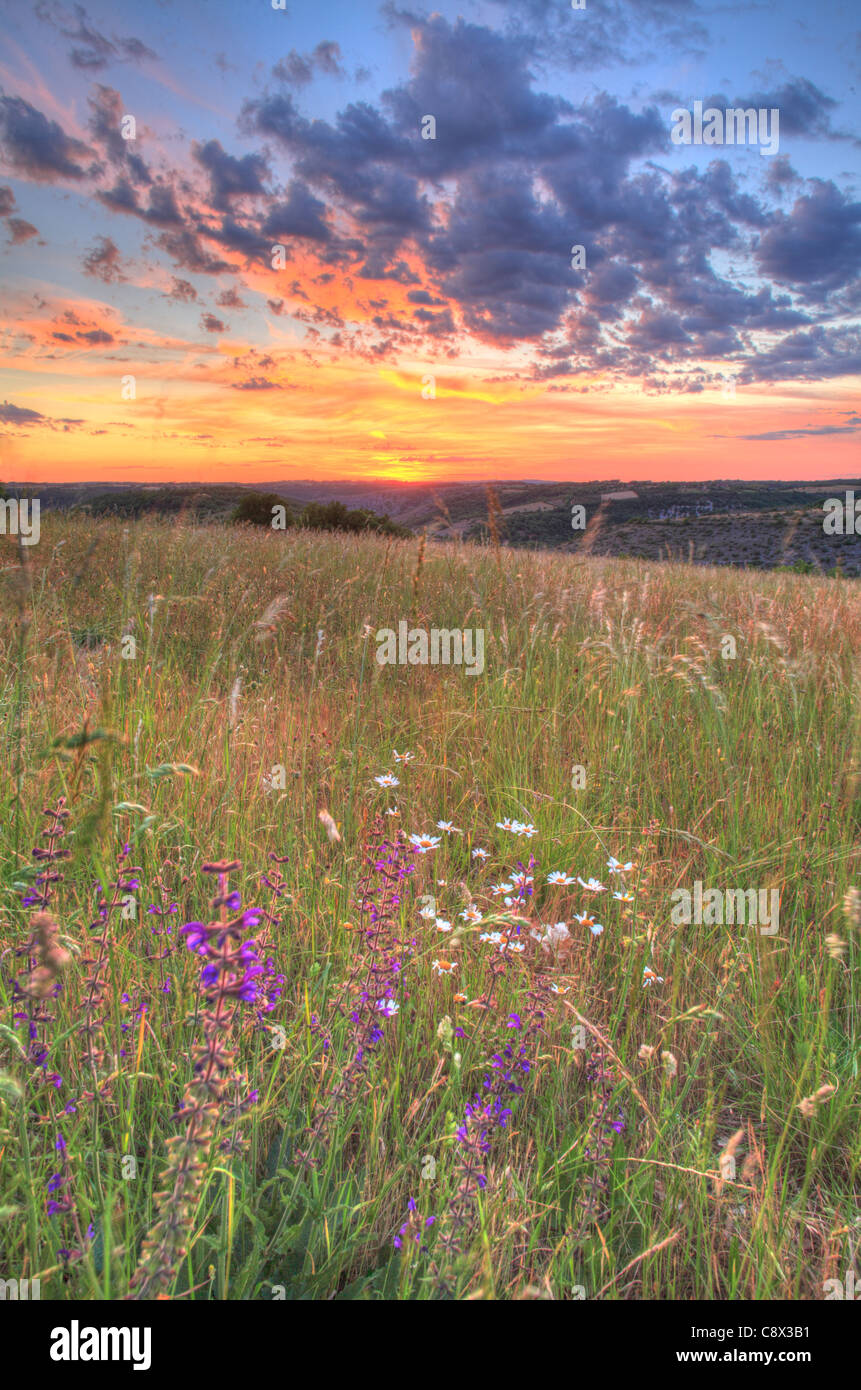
[0,514,859,1300]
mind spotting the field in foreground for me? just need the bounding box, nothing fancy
[1,516,859,1300]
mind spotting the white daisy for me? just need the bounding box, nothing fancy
[392,750,414,763]
[577,876,606,893]
[436,820,461,834]
[375,773,399,788]
[435,918,452,933]
[432,958,457,976]
[471,847,489,860]
[409,832,441,853]
[607,857,633,875]
[459,904,483,924]
[547,871,575,886]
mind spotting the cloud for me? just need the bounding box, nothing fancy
[0,95,92,181]
[755,181,861,302]
[87,85,151,184]
[36,2,158,73]
[192,139,269,209]
[0,185,16,215]
[272,41,345,87]
[231,376,282,389]
[155,227,230,274]
[200,312,227,333]
[216,287,246,309]
[165,277,198,302]
[735,423,861,440]
[0,401,45,423]
[6,217,39,244]
[82,235,126,282]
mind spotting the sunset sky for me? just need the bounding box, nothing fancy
[0,0,859,485]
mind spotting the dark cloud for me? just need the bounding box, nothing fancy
[0,96,92,181]
[216,287,246,309]
[192,139,268,209]
[200,312,227,333]
[82,235,126,282]
[272,42,345,87]
[736,423,861,440]
[0,402,44,424]
[155,227,230,274]
[36,3,158,73]
[0,185,16,215]
[231,376,281,389]
[756,181,861,302]
[6,217,39,244]
[165,277,198,302]
[262,179,331,243]
[727,78,845,140]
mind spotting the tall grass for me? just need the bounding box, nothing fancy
[0,515,858,1299]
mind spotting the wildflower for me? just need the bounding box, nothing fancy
[550,983,570,995]
[577,877,606,893]
[496,818,517,832]
[130,861,259,1299]
[392,750,414,763]
[376,998,400,1018]
[459,904,483,924]
[435,918,452,933]
[606,857,634,875]
[573,911,603,935]
[453,992,467,1004]
[642,966,664,987]
[432,959,457,976]
[436,820,461,834]
[517,823,537,838]
[409,832,441,853]
[547,871,575,886]
[612,890,634,902]
[471,848,489,860]
[490,881,514,897]
[385,806,400,816]
[418,900,437,920]
[479,930,503,944]
[375,773,400,788]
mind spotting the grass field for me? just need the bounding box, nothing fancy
[1,514,859,1300]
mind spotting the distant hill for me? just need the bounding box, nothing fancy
[3,478,859,574]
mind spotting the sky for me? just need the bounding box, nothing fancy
[0,0,859,485]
